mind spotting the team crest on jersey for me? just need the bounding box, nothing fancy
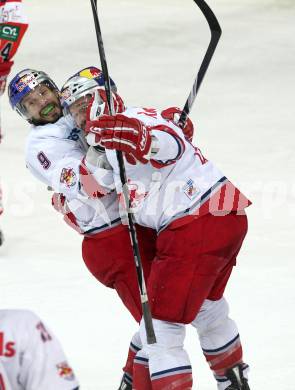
[60,168,77,188]
[56,361,75,381]
[183,178,200,200]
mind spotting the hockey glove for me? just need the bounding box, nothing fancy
[161,106,194,142]
[86,89,125,121]
[86,114,152,165]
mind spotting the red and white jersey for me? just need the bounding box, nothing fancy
[0,309,79,390]
[25,116,121,235]
[0,0,28,63]
[106,106,251,232]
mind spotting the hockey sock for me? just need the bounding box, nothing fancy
[139,319,193,390]
[122,332,142,387]
[191,298,249,389]
[202,333,243,376]
[151,371,193,390]
[132,351,152,390]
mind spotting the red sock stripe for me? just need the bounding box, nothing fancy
[133,361,152,390]
[122,348,137,379]
[204,342,243,376]
[152,373,193,390]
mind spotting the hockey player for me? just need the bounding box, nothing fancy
[0,0,28,246]
[7,67,157,324]
[0,309,79,390]
[84,87,252,389]
[8,67,158,389]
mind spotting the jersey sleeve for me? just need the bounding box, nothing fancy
[125,107,186,167]
[17,311,79,390]
[26,136,85,201]
[26,133,114,201]
[0,0,28,63]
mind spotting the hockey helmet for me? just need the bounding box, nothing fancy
[60,66,117,112]
[8,69,59,122]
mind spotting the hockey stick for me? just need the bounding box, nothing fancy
[178,0,222,129]
[89,0,156,344]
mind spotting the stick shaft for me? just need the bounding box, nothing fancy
[89,0,156,344]
[178,0,222,128]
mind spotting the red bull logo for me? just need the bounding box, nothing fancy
[80,67,101,79]
[16,74,36,92]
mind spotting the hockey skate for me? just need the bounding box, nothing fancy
[118,376,132,390]
[225,364,250,389]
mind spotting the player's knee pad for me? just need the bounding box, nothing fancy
[191,297,230,335]
[139,319,191,377]
[192,298,240,352]
[140,319,186,349]
[130,331,142,349]
[192,298,243,377]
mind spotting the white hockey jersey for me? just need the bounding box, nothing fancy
[105,107,251,232]
[25,115,121,235]
[0,359,12,390]
[0,310,79,390]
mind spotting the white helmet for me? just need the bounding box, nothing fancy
[60,66,117,112]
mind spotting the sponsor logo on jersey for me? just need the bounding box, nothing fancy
[0,332,16,358]
[183,178,200,200]
[0,24,20,41]
[56,362,75,381]
[60,167,77,188]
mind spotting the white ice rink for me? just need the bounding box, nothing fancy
[0,0,294,388]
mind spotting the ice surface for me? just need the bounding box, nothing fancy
[0,0,294,388]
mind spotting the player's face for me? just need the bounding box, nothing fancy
[22,84,62,124]
[69,95,92,130]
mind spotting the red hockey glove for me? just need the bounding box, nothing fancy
[161,106,194,142]
[86,89,125,121]
[86,114,152,165]
[0,61,14,96]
